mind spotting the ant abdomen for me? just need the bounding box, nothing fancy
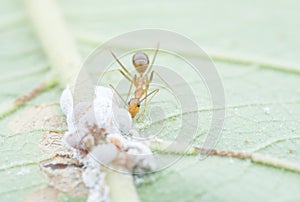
[132,52,149,74]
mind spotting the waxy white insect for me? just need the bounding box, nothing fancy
[60,85,155,202]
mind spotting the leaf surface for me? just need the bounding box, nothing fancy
[0,0,299,201]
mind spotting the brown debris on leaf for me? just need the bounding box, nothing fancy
[38,111,89,197]
[14,82,47,106]
[39,131,65,153]
[24,187,60,202]
[9,103,66,134]
[40,155,88,197]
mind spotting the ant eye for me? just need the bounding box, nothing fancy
[137,104,140,107]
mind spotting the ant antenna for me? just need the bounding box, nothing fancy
[109,84,127,107]
[140,89,159,103]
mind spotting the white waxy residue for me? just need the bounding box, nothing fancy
[263,107,270,114]
[60,85,155,202]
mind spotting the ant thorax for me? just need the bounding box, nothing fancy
[134,75,146,86]
[134,87,144,100]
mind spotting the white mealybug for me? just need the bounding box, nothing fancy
[60,85,156,202]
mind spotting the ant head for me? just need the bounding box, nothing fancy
[132,52,149,74]
[128,98,140,118]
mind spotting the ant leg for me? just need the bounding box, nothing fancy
[117,69,132,83]
[149,70,154,82]
[110,49,133,78]
[106,68,132,82]
[140,88,159,104]
[152,71,173,91]
[100,68,132,83]
[137,88,159,121]
[146,43,160,75]
[136,88,148,122]
[126,79,134,103]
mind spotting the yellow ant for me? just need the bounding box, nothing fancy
[109,45,168,119]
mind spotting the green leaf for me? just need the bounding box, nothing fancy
[1,0,300,201]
